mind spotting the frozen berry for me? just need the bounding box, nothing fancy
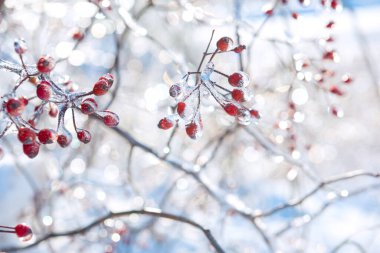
[103,111,119,127]
[14,39,27,54]
[57,133,72,148]
[15,224,33,241]
[5,98,25,117]
[177,102,186,117]
[250,109,261,119]
[228,72,249,87]
[216,37,233,52]
[231,89,245,102]
[49,105,58,117]
[37,55,55,73]
[77,129,91,144]
[185,123,198,139]
[158,118,173,130]
[169,84,182,98]
[98,73,114,88]
[38,129,58,144]
[224,103,239,116]
[233,45,246,53]
[29,76,39,85]
[93,80,110,96]
[23,142,40,158]
[18,97,29,107]
[80,98,98,115]
[36,81,52,101]
[18,128,36,144]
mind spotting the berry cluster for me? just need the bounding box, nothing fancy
[0,224,33,242]
[1,40,119,158]
[158,35,259,139]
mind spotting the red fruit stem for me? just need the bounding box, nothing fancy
[211,82,231,93]
[196,30,215,74]
[0,230,16,234]
[76,91,94,98]
[204,50,233,56]
[18,54,29,76]
[184,71,201,82]
[208,48,219,63]
[71,108,78,133]
[213,69,229,78]
[0,225,14,229]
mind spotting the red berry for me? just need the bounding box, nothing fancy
[23,142,40,158]
[72,30,84,40]
[233,45,246,53]
[38,129,58,144]
[37,55,55,73]
[228,73,243,87]
[331,0,338,9]
[250,109,261,119]
[98,73,114,88]
[177,102,186,117]
[77,129,91,144]
[103,111,119,127]
[291,12,299,19]
[57,134,72,148]
[185,123,198,139]
[289,102,296,110]
[18,128,36,144]
[326,36,334,43]
[329,85,344,96]
[323,50,336,61]
[19,96,29,106]
[93,79,110,96]
[49,105,58,117]
[80,98,98,115]
[28,119,36,128]
[36,82,52,100]
[158,118,173,130]
[265,9,274,16]
[342,74,353,84]
[326,21,335,29]
[15,224,33,240]
[5,98,25,117]
[169,84,182,98]
[231,89,245,102]
[216,37,233,52]
[224,103,239,116]
[29,76,39,85]
[330,106,343,117]
[14,39,27,54]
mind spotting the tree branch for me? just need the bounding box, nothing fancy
[1,209,225,253]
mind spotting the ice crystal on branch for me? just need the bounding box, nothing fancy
[158,32,259,139]
[0,40,119,158]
